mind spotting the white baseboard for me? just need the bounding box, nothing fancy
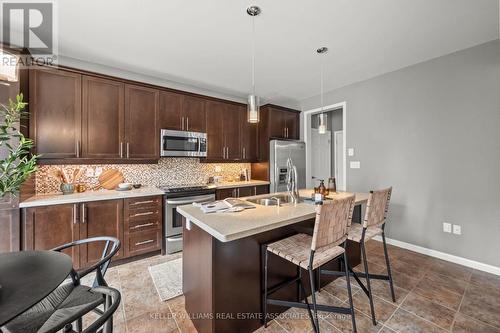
[372,236,500,277]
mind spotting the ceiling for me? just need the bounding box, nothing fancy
[55,0,499,108]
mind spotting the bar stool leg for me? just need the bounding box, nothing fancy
[343,251,357,333]
[297,266,302,302]
[382,231,396,302]
[263,248,269,328]
[317,265,322,293]
[308,267,320,333]
[361,241,377,325]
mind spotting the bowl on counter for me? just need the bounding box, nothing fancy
[117,183,132,190]
[132,184,142,189]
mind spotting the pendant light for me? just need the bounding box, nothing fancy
[317,47,328,134]
[247,5,261,123]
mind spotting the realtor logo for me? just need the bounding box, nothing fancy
[1,0,57,64]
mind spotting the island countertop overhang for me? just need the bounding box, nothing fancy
[177,190,369,242]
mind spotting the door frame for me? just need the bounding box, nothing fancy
[303,101,347,190]
[333,130,344,189]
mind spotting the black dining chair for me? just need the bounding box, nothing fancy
[1,237,122,333]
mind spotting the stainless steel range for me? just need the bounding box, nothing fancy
[159,184,215,254]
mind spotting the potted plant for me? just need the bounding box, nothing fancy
[0,93,38,198]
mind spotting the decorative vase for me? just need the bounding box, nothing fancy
[60,183,75,195]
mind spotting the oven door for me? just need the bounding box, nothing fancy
[165,194,215,237]
[161,129,207,157]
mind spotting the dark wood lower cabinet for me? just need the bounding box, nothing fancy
[215,184,270,200]
[79,200,124,268]
[23,204,81,268]
[22,195,163,269]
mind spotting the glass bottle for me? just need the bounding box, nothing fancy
[328,177,337,193]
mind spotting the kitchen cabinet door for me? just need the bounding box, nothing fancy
[224,104,241,160]
[216,188,237,200]
[183,96,206,132]
[124,84,159,159]
[285,111,300,139]
[82,76,124,159]
[30,68,82,159]
[255,185,269,195]
[23,204,80,268]
[159,90,183,131]
[79,200,124,268]
[239,106,258,161]
[206,101,225,159]
[237,186,254,197]
[269,108,287,138]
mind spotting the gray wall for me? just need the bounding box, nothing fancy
[301,40,500,267]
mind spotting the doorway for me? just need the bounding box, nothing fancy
[304,102,346,190]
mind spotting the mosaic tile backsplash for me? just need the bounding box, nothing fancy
[35,158,251,194]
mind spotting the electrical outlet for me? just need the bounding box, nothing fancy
[443,222,452,233]
[348,148,355,157]
[453,224,462,235]
[349,161,360,169]
[214,165,222,173]
[95,167,103,177]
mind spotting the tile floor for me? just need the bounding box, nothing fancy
[85,240,500,333]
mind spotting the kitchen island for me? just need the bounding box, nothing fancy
[177,190,369,333]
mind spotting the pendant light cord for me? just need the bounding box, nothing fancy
[252,15,256,95]
[320,53,324,112]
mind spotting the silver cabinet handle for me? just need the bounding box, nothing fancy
[135,239,154,246]
[131,200,155,206]
[186,117,189,130]
[73,204,78,224]
[126,142,130,158]
[222,147,225,159]
[243,147,246,159]
[132,222,155,230]
[76,141,80,158]
[120,142,123,158]
[82,203,86,224]
[237,188,240,197]
[132,211,155,217]
[181,117,184,130]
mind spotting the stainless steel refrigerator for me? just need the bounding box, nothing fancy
[269,140,306,193]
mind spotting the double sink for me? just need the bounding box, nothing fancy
[246,193,302,206]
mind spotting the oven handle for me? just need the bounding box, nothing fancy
[166,195,215,205]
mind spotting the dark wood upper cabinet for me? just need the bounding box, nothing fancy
[205,101,242,161]
[284,111,300,140]
[124,84,159,159]
[159,90,183,131]
[82,76,124,159]
[79,200,124,267]
[205,101,225,160]
[183,96,206,132]
[159,92,206,133]
[269,108,287,138]
[30,68,82,159]
[239,106,258,161]
[224,104,241,160]
[23,204,81,268]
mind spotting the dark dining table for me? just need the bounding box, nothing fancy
[0,251,73,326]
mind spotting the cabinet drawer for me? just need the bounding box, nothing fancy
[125,229,162,257]
[128,216,161,233]
[125,196,162,210]
[127,207,161,221]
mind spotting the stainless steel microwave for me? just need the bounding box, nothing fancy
[160,129,207,157]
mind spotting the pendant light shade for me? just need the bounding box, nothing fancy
[318,113,327,134]
[247,5,261,123]
[247,94,260,123]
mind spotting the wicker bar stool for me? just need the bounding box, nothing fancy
[347,187,394,326]
[263,195,357,333]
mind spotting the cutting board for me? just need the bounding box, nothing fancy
[98,169,125,190]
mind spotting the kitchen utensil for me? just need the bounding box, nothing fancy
[98,169,124,190]
[60,169,70,183]
[60,183,75,195]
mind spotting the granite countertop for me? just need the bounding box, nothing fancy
[177,189,369,243]
[19,186,165,208]
[19,180,270,208]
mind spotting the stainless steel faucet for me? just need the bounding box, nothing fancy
[286,157,300,203]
